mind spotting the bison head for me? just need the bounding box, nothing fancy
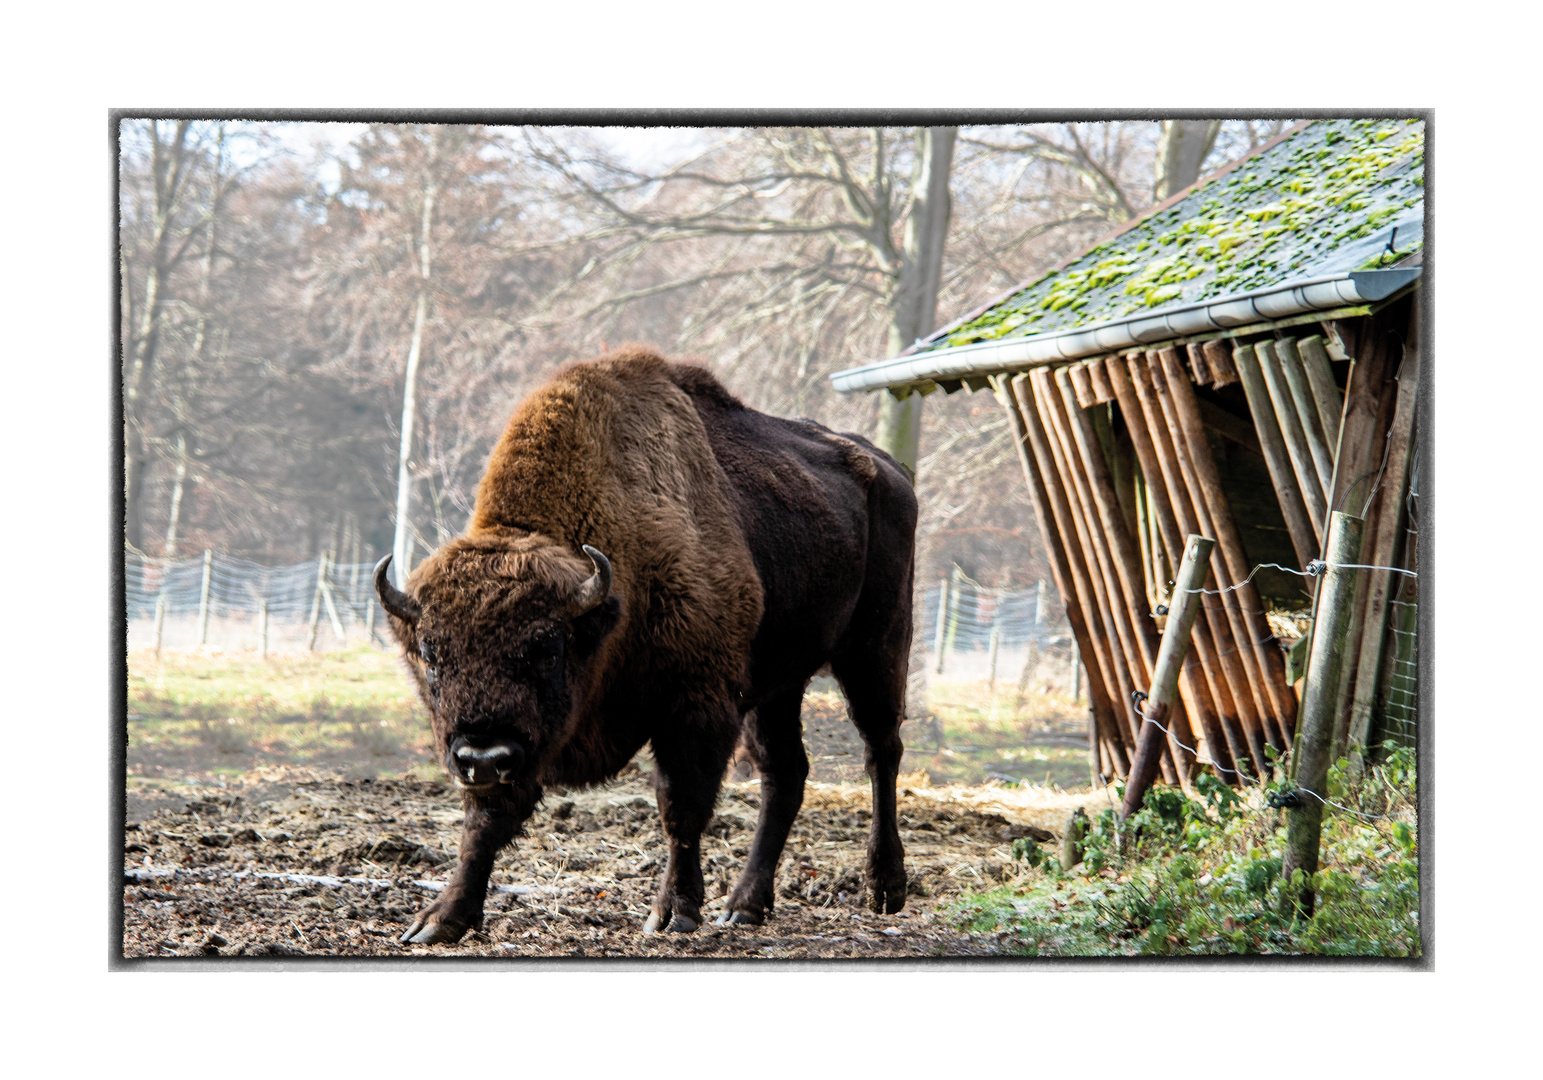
[374,536,620,796]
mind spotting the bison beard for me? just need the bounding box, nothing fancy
[377,349,917,944]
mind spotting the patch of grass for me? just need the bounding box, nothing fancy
[951,748,1420,956]
[127,645,433,780]
[910,677,1091,789]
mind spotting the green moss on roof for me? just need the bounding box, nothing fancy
[931,118,1425,352]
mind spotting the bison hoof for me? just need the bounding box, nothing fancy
[400,917,469,945]
[642,911,700,934]
[714,909,764,927]
[868,879,907,915]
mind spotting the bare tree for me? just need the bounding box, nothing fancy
[1154,120,1222,201]
[121,120,204,552]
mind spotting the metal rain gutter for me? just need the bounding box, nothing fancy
[828,267,1421,394]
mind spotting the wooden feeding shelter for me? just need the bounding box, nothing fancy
[831,117,1424,789]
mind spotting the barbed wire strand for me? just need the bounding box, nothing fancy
[1134,711,1403,822]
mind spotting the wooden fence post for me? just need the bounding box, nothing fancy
[1121,534,1215,819]
[258,600,269,660]
[307,552,329,652]
[941,567,963,673]
[987,619,1001,691]
[933,575,949,674]
[365,598,377,645]
[196,549,213,647]
[319,551,346,644]
[153,592,167,658]
[1281,511,1365,918]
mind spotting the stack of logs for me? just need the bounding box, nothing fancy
[993,297,1419,787]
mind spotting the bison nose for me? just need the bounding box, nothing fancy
[453,741,525,785]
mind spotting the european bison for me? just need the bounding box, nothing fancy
[374,349,916,943]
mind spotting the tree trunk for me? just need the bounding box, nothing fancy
[1153,120,1220,201]
[391,132,440,589]
[874,126,956,479]
[124,120,193,552]
[163,431,188,559]
[162,128,225,562]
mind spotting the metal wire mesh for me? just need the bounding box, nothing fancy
[126,550,1081,687]
[1376,456,1419,749]
[126,552,383,652]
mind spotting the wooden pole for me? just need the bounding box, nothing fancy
[258,599,269,660]
[1185,343,1213,386]
[1326,309,1401,517]
[1134,356,1274,773]
[1121,534,1215,818]
[1232,343,1318,569]
[941,566,963,672]
[1032,368,1167,779]
[196,549,213,647]
[1256,340,1328,539]
[1134,465,1155,606]
[307,552,329,652]
[1001,375,1130,777]
[1107,356,1244,780]
[153,592,167,658]
[933,575,949,674]
[321,577,346,644]
[995,376,1123,771]
[1201,340,1239,388]
[1067,363,1098,408]
[1345,346,1419,769]
[987,619,1001,691]
[1149,353,1285,757]
[1276,337,1335,496]
[1322,309,1407,757]
[1156,348,1301,746]
[1296,335,1343,450]
[365,597,377,645]
[1085,356,1115,404]
[1281,511,1365,918]
[347,515,363,613]
[1053,367,1202,783]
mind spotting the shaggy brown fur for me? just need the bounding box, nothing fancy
[381,347,916,943]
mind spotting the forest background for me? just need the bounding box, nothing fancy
[120,119,1294,592]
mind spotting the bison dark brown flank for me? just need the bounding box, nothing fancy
[375,349,917,944]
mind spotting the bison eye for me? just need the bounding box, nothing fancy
[530,632,564,674]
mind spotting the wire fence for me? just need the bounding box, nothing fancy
[125,550,1082,691]
[127,551,383,653]
[917,577,1076,691]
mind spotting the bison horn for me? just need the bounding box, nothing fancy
[571,545,612,615]
[373,555,421,623]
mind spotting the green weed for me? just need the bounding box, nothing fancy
[951,749,1420,956]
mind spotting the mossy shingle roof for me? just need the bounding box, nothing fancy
[921,117,1425,356]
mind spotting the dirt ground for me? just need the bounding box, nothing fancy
[121,765,1113,961]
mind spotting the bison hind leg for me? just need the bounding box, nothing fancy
[829,653,908,915]
[718,684,810,926]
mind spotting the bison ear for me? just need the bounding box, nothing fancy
[570,592,621,658]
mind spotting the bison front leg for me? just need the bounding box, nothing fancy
[643,702,737,933]
[401,792,524,945]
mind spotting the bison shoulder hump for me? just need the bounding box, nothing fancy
[829,432,878,484]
